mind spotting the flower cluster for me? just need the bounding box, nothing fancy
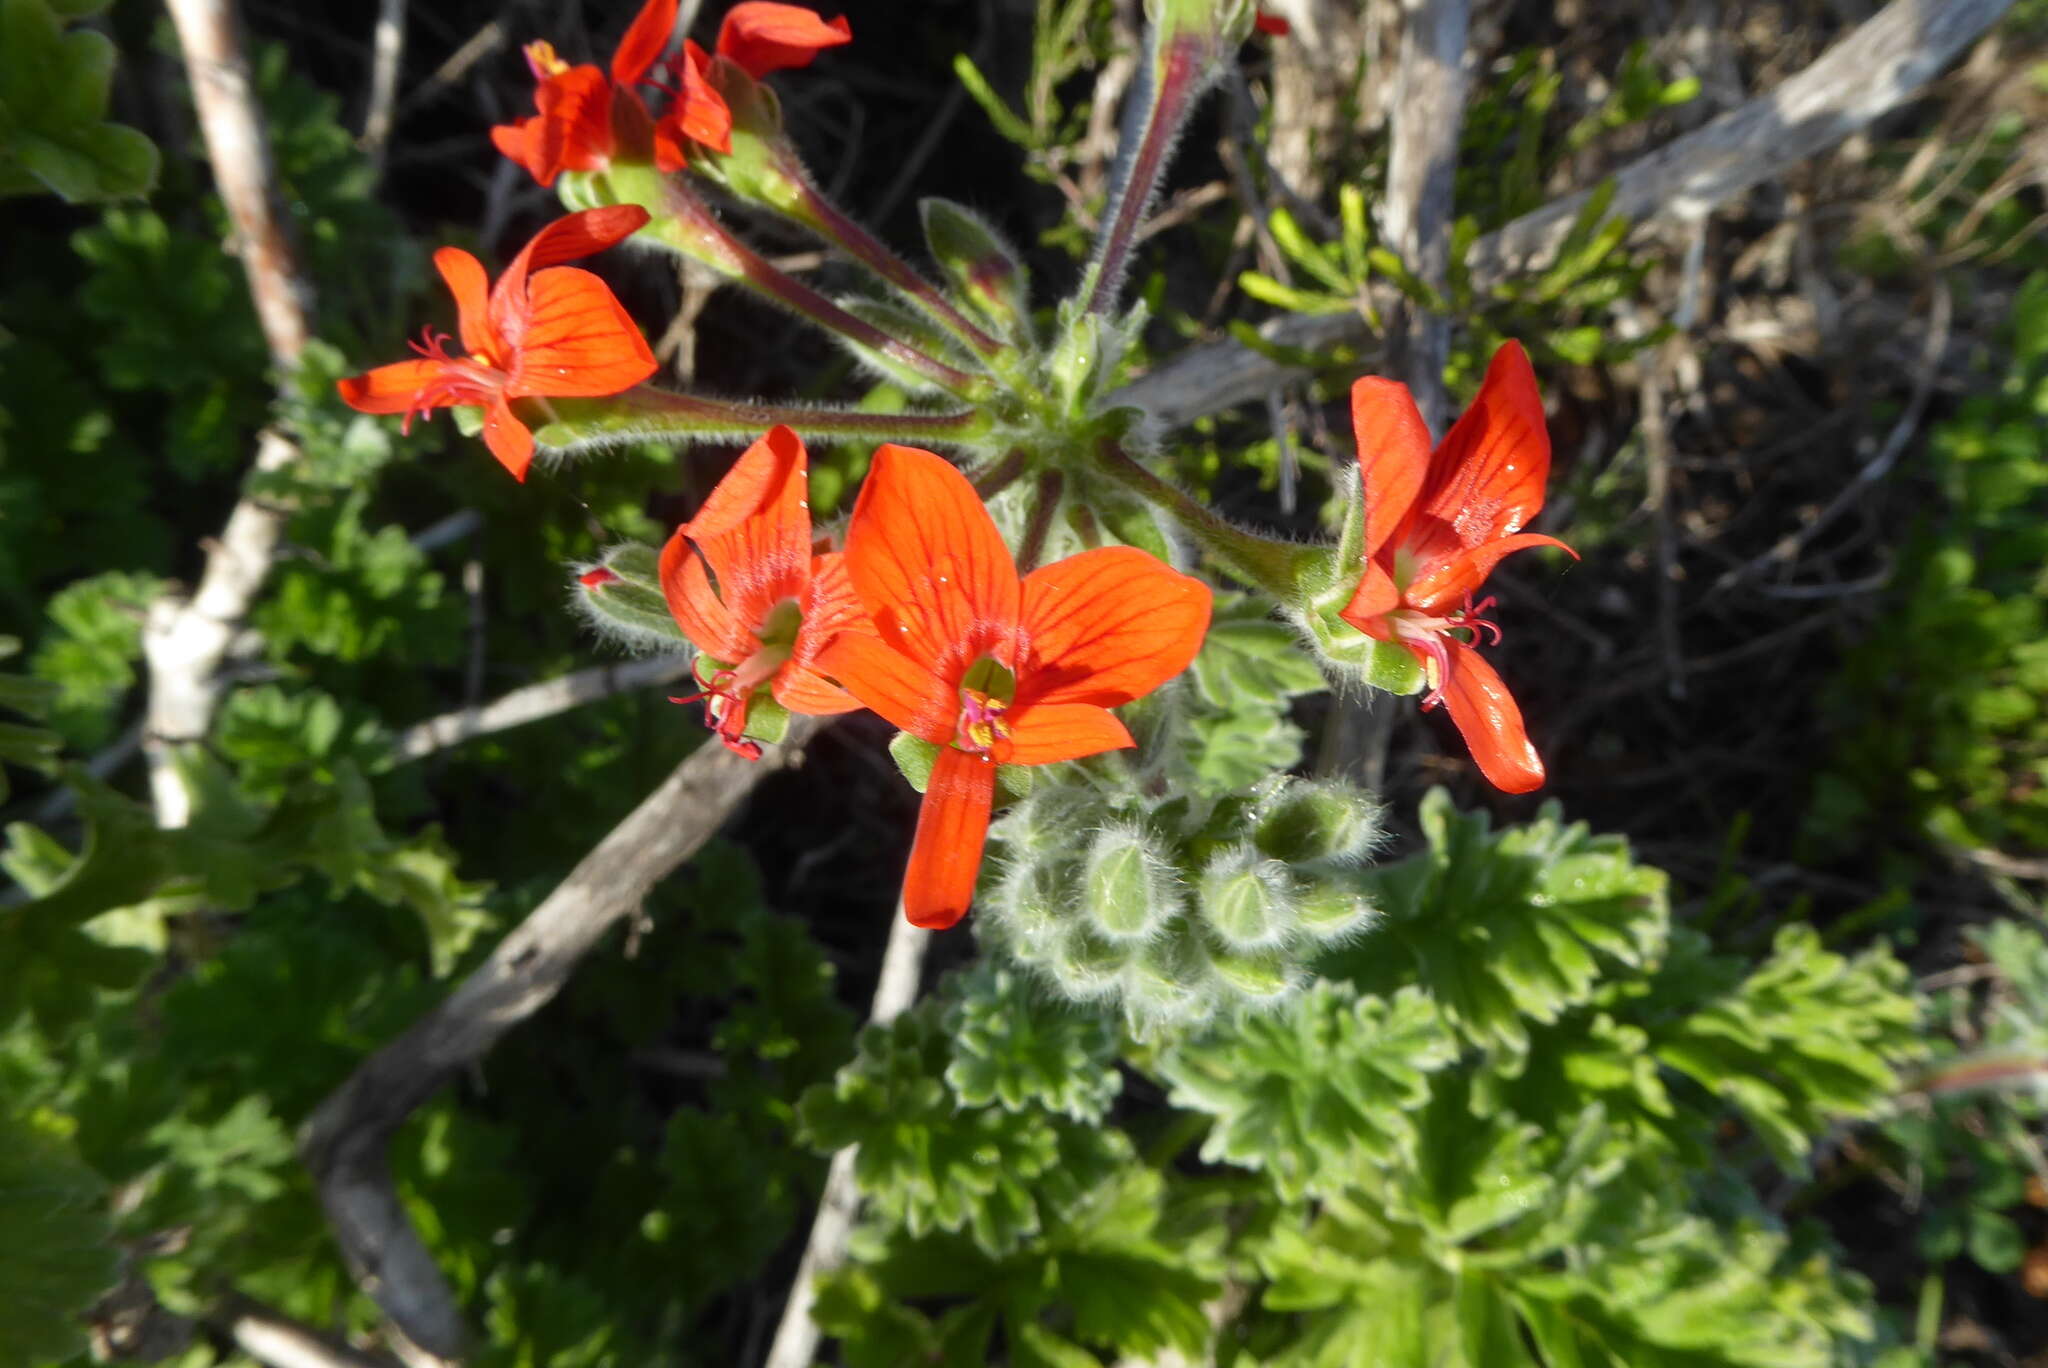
[335,0,1577,936]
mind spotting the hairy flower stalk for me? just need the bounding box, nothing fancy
[603,170,988,398]
[1096,442,1315,598]
[1079,0,1246,315]
[531,387,995,455]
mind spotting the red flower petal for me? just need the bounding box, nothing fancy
[335,358,450,414]
[1414,340,1553,549]
[683,426,814,630]
[489,115,553,186]
[776,549,867,714]
[814,633,957,745]
[433,247,498,361]
[1350,375,1432,561]
[1403,532,1577,617]
[659,41,732,161]
[841,444,1020,681]
[716,3,851,77]
[1015,546,1211,708]
[999,703,1134,765]
[491,207,652,345]
[610,0,677,85]
[902,746,994,929]
[480,393,536,481]
[1254,10,1291,36]
[659,525,754,662]
[1439,639,1545,794]
[504,265,657,399]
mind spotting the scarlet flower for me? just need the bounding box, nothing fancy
[1338,340,1576,793]
[336,206,656,482]
[660,425,865,758]
[491,0,850,183]
[818,445,1212,929]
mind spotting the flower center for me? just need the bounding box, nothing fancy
[954,656,1017,756]
[525,40,571,80]
[400,327,503,431]
[1389,593,1503,711]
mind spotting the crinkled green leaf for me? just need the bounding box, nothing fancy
[1331,788,1667,1054]
[1652,924,1919,1172]
[1158,984,1455,1197]
[942,962,1122,1122]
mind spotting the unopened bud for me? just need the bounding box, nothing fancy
[1053,923,1129,1000]
[1206,944,1298,1002]
[573,541,687,650]
[1082,824,1180,943]
[1294,881,1376,943]
[1197,845,1299,951]
[921,198,1030,341]
[1253,780,1382,867]
[1122,923,1219,1030]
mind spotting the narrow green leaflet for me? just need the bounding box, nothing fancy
[1652,924,1920,1171]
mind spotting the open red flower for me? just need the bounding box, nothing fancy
[1338,341,1576,793]
[817,445,1212,929]
[336,206,656,482]
[491,0,849,182]
[660,425,865,758]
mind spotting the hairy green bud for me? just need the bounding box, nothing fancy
[1082,823,1180,942]
[1253,779,1382,867]
[921,198,1031,342]
[1197,845,1299,951]
[1295,881,1377,943]
[572,541,687,652]
[1054,924,1129,1000]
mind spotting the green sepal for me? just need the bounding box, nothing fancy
[743,693,791,747]
[887,732,1032,804]
[1295,600,1427,696]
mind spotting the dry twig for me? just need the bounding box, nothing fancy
[761,908,932,1368]
[1115,0,2013,430]
[387,655,694,764]
[149,0,315,827]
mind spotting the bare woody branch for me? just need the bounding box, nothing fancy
[388,655,693,764]
[149,0,318,827]
[762,910,932,1368]
[298,720,824,1357]
[1114,0,2014,430]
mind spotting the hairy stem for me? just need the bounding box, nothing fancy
[1096,443,1307,595]
[534,389,994,452]
[1080,24,1214,315]
[785,155,1007,359]
[642,177,987,398]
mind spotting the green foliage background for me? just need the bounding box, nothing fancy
[2,1,2047,1365]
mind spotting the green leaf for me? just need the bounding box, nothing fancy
[0,1110,118,1365]
[1158,984,1455,1198]
[942,962,1122,1122]
[0,0,158,202]
[1651,924,1920,1172]
[1329,789,1668,1055]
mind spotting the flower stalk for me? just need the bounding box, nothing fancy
[1096,442,1311,598]
[530,387,995,455]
